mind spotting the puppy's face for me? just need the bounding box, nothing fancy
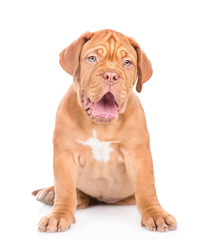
[79,31,138,123]
[59,30,153,124]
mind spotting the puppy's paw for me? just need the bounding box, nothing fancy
[32,187,55,205]
[141,208,177,232]
[38,213,75,233]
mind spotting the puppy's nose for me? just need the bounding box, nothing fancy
[103,71,119,85]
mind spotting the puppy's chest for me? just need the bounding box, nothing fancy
[75,129,123,165]
[74,129,133,199]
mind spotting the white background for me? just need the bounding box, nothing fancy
[0,0,211,239]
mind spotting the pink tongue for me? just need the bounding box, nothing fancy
[92,93,118,119]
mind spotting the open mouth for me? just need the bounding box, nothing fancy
[82,91,121,120]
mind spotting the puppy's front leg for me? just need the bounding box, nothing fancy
[38,151,77,233]
[125,144,177,232]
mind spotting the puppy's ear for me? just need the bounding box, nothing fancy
[129,37,153,93]
[59,31,93,78]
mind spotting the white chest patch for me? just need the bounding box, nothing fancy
[76,129,119,162]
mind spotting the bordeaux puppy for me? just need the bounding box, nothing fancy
[32,29,177,232]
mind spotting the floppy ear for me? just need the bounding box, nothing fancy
[129,38,153,93]
[59,31,93,78]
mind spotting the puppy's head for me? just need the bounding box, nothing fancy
[59,29,152,124]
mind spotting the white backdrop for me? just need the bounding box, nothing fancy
[0,0,211,239]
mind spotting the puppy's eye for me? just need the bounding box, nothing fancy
[124,59,132,66]
[88,56,97,62]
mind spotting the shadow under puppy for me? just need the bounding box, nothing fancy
[32,29,177,233]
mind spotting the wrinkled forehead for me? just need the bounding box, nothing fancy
[81,31,137,62]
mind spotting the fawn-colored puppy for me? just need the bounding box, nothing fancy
[33,29,177,233]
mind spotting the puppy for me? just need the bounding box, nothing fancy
[32,29,177,232]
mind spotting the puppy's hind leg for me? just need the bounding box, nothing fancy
[32,187,93,209]
[111,195,136,206]
[32,186,55,205]
[76,189,95,209]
